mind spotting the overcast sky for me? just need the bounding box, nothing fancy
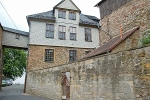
[0,0,100,32]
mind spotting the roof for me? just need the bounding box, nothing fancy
[0,23,3,30]
[27,11,99,26]
[53,0,81,12]
[27,10,56,21]
[82,26,140,59]
[94,0,106,7]
[2,26,29,36]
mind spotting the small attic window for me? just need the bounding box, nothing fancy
[58,10,66,19]
[69,12,76,20]
[16,34,20,39]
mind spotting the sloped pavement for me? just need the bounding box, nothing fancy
[0,84,52,100]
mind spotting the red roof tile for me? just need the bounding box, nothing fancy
[82,26,140,59]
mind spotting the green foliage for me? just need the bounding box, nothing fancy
[3,48,27,80]
[142,30,150,45]
[142,35,150,45]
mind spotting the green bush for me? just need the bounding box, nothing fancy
[142,35,150,45]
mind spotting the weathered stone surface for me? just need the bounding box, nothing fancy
[25,0,150,100]
[100,0,150,46]
[26,46,150,100]
[27,45,92,71]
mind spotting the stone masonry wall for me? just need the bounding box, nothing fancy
[26,46,150,100]
[27,45,93,71]
[100,0,150,45]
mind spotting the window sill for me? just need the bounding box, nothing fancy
[69,19,76,20]
[70,39,77,41]
[59,38,66,40]
[58,17,66,19]
[85,41,93,42]
[46,37,54,39]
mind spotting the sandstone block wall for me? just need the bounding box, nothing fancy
[26,46,150,100]
[100,0,150,45]
[27,45,93,71]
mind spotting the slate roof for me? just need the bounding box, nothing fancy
[82,26,140,59]
[27,10,99,26]
[27,10,56,21]
[2,26,29,36]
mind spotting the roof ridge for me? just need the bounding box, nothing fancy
[2,26,29,36]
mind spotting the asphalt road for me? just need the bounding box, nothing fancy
[0,84,52,100]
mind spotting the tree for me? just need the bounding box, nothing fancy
[3,48,27,80]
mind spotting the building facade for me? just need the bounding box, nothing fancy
[2,26,29,49]
[25,0,150,100]
[96,0,150,45]
[26,0,100,71]
[0,25,28,88]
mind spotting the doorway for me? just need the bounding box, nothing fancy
[61,72,70,100]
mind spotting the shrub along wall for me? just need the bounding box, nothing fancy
[26,46,150,100]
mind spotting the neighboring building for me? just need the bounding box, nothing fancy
[2,26,29,49]
[0,24,28,88]
[0,24,3,90]
[26,0,100,71]
[95,0,150,45]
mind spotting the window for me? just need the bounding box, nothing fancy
[58,10,66,19]
[45,49,54,62]
[59,25,66,40]
[70,27,76,40]
[16,34,20,39]
[69,12,76,20]
[69,50,77,62]
[46,24,54,38]
[85,28,92,42]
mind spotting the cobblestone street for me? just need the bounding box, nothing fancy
[0,84,52,100]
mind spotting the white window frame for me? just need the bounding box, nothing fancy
[69,12,76,20]
[85,28,92,42]
[59,25,66,40]
[46,24,54,38]
[58,10,66,19]
[70,27,76,40]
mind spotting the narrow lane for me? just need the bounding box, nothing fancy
[0,84,52,100]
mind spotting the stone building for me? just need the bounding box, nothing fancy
[25,0,150,100]
[26,0,100,71]
[95,0,150,45]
